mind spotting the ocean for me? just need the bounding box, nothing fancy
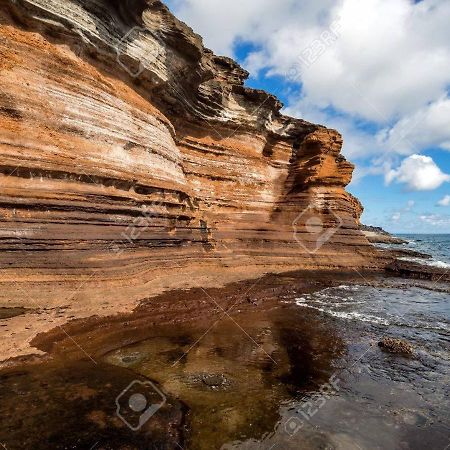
[394,233,450,268]
[282,235,450,449]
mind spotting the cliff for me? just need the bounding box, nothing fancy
[0,0,383,359]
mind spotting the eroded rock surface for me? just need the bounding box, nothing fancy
[360,225,408,245]
[378,337,414,355]
[0,0,384,359]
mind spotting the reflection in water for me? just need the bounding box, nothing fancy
[103,306,344,449]
[0,360,185,449]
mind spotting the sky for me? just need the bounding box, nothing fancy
[165,0,450,233]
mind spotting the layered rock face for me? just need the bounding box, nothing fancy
[0,0,381,321]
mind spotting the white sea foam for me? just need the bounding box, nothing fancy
[294,301,390,325]
[399,257,450,269]
[418,322,450,332]
[336,284,361,291]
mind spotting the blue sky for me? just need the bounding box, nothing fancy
[166,0,450,233]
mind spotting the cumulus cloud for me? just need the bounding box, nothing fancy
[169,0,311,56]
[385,154,450,191]
[437,195,450,206]
[378,96,450,155]
[419,214,450,227]
[171,0,450,124]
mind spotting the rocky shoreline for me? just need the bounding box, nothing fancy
[361,227,449,281]
[1,269,448,449]
[360,224,408,245]
[0,262,448,369]
[387,259,450,282]
[0,217,447,365]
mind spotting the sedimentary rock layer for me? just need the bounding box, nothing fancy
[0,0,385,359]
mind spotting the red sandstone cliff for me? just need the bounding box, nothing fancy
[0,0,383,359]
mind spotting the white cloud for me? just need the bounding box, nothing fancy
[286,0,450,122]
[419,214,450,227]
[437,195,450,206]
[173,0,450,122]
[388,200,415,225]
[170,0,450,167]
[283,97,384,160]
[378,96,450,155]
[170,0,313,56]
[385,154,450,191]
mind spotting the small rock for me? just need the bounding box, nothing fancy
[202,373,227,388]
[246,296,259,306]
[378,337,414,354]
